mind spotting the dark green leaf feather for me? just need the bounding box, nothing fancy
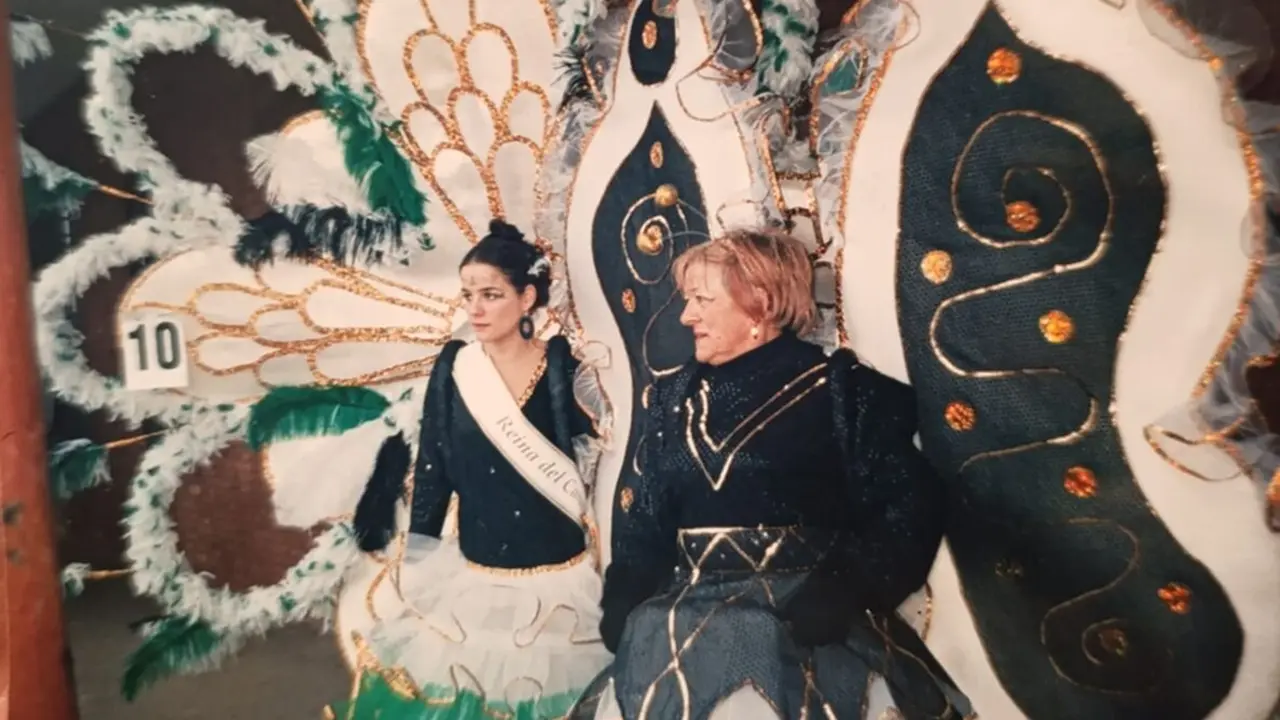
[319,83,427,226]
[48,438,110,500]
[121,616,222,701]
[246,385,391,450]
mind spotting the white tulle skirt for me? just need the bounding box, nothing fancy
[366,534,612,714]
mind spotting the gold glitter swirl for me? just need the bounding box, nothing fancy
[637,220,666,255]
[836,41,898,237]
[117,254,456,400]
[357,1,556,244]
[1138,0,1266,398]
[921,250,953,285]
[830,13,905,350]
[934,111,1109,471]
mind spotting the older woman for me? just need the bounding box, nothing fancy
[572,229,970,719]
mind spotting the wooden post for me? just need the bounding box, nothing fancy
[0,5,79,720]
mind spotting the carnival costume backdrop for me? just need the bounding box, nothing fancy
[14,0,1280,718]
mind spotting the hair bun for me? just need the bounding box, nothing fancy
[487,219,526,244]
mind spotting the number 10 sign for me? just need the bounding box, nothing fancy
[119,314,191,391]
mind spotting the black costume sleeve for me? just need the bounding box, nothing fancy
[352,432,410,552]
[407,340,464,538]
[352,341,463,550]
[599,376,680,653]
[785,350,947,646]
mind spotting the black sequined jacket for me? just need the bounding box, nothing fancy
[353,336,595,570]
[601,332,947,648]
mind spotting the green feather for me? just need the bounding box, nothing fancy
[48,439,111,500]
[319,82,427,226]
[328,672,581,719]
[22,173,95,224]
[121,616,222,701]
[823,54,864,96]
[246,385,391,450]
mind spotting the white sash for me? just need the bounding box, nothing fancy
[452,343,591,531]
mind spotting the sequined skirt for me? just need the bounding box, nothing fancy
[570,526,971,720]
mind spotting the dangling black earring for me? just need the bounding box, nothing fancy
[518,315,534,340]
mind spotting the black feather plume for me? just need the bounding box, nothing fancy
[234,204,420,269]
[353,432,411,553]
[554,43,595,113]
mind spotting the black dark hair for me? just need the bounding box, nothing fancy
[459,220,552,310]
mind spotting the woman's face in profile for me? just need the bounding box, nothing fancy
[460,262,532,343]
[679,260,757,366]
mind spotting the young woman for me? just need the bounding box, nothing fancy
[340,220,612,718]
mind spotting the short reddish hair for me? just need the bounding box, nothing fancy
[673,228,817,335]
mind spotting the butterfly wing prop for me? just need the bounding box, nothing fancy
[828,1,1280,718]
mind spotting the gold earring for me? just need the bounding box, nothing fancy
[750,326,760,340]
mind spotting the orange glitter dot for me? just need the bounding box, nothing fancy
[619,487,635,512]
[642,20,658,49]
[622,289,637,313]
[1039,310,1075,344]
[987,48,1022,84]
[921,250,953,285]
[649,141,664,168]
[944,401,976,431]
[1005,200,1040,233]
[1063,466,1097,498]
[1157,582,1192,614]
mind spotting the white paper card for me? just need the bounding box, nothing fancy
[119,314,190,391]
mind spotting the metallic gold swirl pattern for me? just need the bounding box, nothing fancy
[117,254,456,400]
[897,6,1244,715]
[933,111,1104,470]
[356,0,556,243]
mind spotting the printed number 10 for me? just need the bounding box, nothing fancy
[127,320,183,371]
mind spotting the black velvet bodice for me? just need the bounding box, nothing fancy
[602,333,948,649]
[409,355,594,570]
[651,334,845,531]
[353,337,595,571]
